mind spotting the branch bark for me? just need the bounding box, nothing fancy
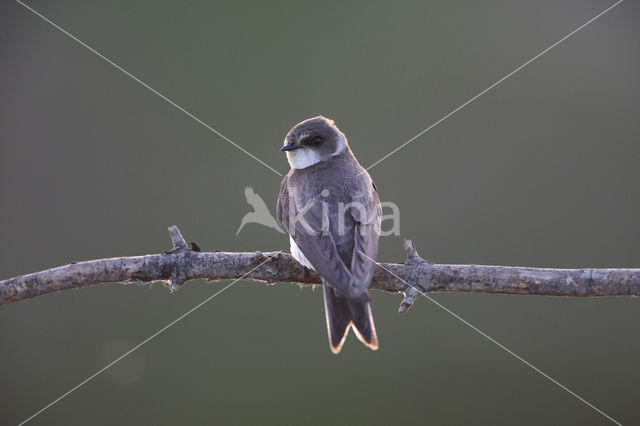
[1,226,639,310]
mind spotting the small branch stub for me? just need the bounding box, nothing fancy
[165,226,193,291]
[399,239,428,312]
[166,225,188,253]
[403,239,422,264]
[399,286,421,313]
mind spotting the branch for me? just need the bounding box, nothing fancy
[1,226,639,311]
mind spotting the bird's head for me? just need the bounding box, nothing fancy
[281,116,348,170]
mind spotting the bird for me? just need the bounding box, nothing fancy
[236,186,285,236]
[276,116,382,354]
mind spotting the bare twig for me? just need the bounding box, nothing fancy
[1,226,639,309]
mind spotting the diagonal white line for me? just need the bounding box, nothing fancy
[15,0,284,177]
[365,0,624,172]
[357,250,622,426]
[17,255,276,426]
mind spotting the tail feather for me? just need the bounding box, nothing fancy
[323,283,379,354]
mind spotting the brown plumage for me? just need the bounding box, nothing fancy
[277,116,381,353]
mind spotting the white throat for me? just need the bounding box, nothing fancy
[286,149,323,170]
[286,143,346,170]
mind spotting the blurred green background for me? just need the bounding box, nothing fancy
[1,0,639,424]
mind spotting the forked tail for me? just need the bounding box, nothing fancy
[322,283,379,354]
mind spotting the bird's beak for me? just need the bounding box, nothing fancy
[280,143,300,152]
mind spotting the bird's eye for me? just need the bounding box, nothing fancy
[312,136,323,144]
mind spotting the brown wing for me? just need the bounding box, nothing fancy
[277,176,353,294]
[348,178,382,296]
